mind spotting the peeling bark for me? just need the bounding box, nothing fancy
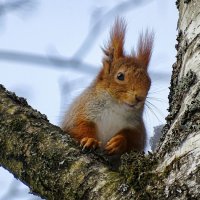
[0,0,200,199]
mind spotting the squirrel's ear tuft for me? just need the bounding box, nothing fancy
[103,17,126,62]
[136,30,154,69]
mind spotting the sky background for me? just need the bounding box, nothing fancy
[0,0,178,199]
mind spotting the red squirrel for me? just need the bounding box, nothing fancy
[62,18,154,155]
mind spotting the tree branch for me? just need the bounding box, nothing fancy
[73,0,155,59]
[2,78,199,199]
[0,49,168,81]
[0,84,135,199]
[0,0,37,16]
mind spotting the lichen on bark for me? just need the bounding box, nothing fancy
[157,70,197,154]
[0,84,171,199]
[0,84,125,200]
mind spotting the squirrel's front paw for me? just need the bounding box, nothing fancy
[105,134,127,155]
[80,137,100,150]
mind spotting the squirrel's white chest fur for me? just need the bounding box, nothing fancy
[89,96,140,146]
[97,108,131,145]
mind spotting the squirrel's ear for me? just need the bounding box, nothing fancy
[98,60,111,79]
[103,18,126,62]
[135,30,154,69]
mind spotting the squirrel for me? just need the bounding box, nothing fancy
[62,18,154,156]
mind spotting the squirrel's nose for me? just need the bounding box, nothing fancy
[135,95,145,103]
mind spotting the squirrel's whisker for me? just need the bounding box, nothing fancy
[145,102,163,123]
[146,96,167,103]
[146,100,165,118]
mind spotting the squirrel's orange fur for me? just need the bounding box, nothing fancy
[62,18,154,155]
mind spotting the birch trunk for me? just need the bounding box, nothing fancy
[155,0,200,198]
[0,0,200,199]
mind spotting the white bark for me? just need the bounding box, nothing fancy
[155,0,200,198]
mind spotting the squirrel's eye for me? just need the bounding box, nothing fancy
[117,72,125,81]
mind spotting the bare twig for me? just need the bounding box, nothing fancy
[0,50,98,74]
[73,0,155,59]
[0,49,168,81]
[0,0,37,15]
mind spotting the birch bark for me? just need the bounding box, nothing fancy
[0,0,200,199]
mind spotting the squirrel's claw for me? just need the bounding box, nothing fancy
[105,134,127,155]
[80,137,100,151]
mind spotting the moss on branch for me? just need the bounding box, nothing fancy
[0,84,125,199]
[0,84,171,199]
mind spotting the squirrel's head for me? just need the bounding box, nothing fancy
[97,18,154,110]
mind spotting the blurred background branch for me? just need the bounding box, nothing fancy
[0,49,97,74]
[0,0,37,16]
[0,49,167,80]
[73,0,155,59]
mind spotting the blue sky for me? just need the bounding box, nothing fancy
[0,0,178,199]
